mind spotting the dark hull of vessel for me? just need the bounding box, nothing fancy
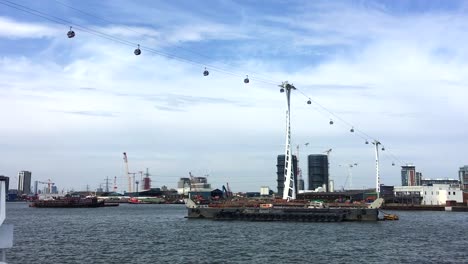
[187,207,379,222]
[30,198,107,208]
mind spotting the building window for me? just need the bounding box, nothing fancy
[425,191,427,195]
[453,192,456,195]
[436,191,439,195]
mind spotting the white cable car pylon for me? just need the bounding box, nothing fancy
[373,140,381,199]
[280,81,296,200]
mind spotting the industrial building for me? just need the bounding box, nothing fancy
[260,186,270,196]
[394,184,464,206]
[18,171,32,195]
[177,176,212,195]
[401,165,421,186]
[421,178,460,186]
[459,165,468,190]
[276,155,298,195]
[308,154,329,192]
[297,189,377,203]
[177,177,191,195]
[189,176,211,191]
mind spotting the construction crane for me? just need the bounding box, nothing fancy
[324,148,333,192]
[296,144,303,192]
[143,168,151,190]
[341,163,358,190]
[138,171,144,183]
[36,180,55,194]
[113,176,118,192]
[323,148,332,156]
[123,152,132,193]
[188,172,196,191]
[129,172,137,193]
[226,182,232,197]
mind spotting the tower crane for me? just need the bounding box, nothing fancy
[323,149,332,156]
[323,148,333,192]
[129,172,137,193]
[296,145,303,192]
[36,180,55,194]
[113,176,118,192]
[188,172,196,191]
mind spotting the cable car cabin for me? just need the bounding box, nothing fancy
[244,75,249,83]
[67,27,75,38]
[203,68,209,76]
[134,44,141,56]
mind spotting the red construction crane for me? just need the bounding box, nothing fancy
[37,179,55,194]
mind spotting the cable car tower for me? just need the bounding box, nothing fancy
[280,81,296,200]
[373,140,382,199]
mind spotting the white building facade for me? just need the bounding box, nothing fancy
[394,184,464,206]
[1,177,14,262]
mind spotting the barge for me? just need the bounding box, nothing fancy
[29,195,117,208]
[185,198,385,222]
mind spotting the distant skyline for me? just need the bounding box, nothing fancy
[1,0,467,192]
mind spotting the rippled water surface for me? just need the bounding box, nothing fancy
[4,202,468,263]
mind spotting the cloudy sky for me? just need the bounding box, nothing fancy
[1,0,467,193]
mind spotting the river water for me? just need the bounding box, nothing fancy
[3,202,468,264]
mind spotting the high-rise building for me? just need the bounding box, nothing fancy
[401,165,420,186]
[459,165,468,190]
[297,179,305,191]
[18,171,32,195]
[308,154,329,192]
[415,172,422,186]
[276,155,298,195]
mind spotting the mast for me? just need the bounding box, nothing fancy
[373,140,381,199]
[280,81,296,200]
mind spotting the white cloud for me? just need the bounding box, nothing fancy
[0,16,60,38]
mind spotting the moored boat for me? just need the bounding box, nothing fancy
[185,197,383,222]
[29,194,114,208]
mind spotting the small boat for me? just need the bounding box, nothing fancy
[383,213,399,221]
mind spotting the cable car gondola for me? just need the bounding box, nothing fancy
[244,75,249,84]
[307,99,311,104]
[203,67,209,76]
[67,26,75,38]
[350,127,354,133]
[329,119,334,125]
[134,44,141,56]
[365,140,369,144]
[382,147,385,151]
[280,88,285,93]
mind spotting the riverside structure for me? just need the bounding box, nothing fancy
[0,177,13,263]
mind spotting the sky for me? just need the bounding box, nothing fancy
[1,0,467,193]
